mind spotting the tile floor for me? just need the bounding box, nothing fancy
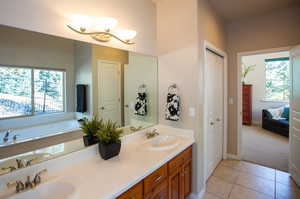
[204,160,300,199]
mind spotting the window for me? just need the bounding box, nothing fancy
[0,66,65,119]
[265,57,290,102]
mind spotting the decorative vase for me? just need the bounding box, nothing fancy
[83,135,98,146]
[98,141,121,160]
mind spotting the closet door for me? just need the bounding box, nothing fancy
[205,49,224,179]
[290,45,300,186]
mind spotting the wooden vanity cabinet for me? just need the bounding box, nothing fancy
[116,181,143,199]
[168,147,192,199]
[116,146,193,199]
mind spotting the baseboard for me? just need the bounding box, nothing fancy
[226,153,241,160]
[188,188,206,199]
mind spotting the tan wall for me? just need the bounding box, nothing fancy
[226,5,300,154]
[0,0,156,56]
[198,0,227,51]
[74,41,93,116]
[156,0,227,194]
[0,25,75,112]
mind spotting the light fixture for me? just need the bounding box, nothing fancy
[67,15,137,45]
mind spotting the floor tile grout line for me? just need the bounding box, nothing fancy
[205,191,224,199]
[212,174,274,199]
[218,171,275,199]
[226,178,236,199]
[220,163,276,182]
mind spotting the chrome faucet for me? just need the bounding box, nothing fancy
[146,129,159,139]
[7,169,47,193]
[16,159,25,169]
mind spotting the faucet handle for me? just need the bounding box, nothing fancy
[34,169,47,185]
[25,157,38,167]
[37,168,47,176]
[7,181,25,193]
[13,134,20,142]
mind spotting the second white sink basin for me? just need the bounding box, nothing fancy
[144,135,180,150]
[8,180,78,199]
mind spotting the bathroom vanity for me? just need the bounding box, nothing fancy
[117,146,192,199]
[0,125,194,199]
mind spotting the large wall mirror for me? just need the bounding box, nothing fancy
[0,25,158,175]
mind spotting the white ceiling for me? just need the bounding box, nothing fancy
[209,0,300,21]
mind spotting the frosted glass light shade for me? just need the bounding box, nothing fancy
[94,17,118,31]
[70,15,93,31]
[115,29,137,41]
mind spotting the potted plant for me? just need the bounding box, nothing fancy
[242,63,255,84]
[96,120,123,160]
[80,116,103,146]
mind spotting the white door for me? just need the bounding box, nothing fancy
[206,49,224,179]
[97,60,121,125]
[123,64,130,126]
[289,45,300,186]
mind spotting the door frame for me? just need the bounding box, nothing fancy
[236,46,293,159]
[289,44,300,185]
[203,41,228,180]
[97,59,122,124]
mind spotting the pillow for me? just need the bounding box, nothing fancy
[267,107,284,120]
[281,106,290,120]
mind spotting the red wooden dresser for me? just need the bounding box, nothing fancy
[242,84,252,125]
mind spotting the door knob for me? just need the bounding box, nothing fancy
[216,118,221,122]
[100,107,105,110]
[210,122,214,125]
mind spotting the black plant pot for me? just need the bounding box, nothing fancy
[98,141,121,160]
[83,135,98,146]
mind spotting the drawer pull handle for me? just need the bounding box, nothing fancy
[154,175,162,182]
[129,197,135,199]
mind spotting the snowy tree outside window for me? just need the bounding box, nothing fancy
[0,66,64,119]
[265,57,290,102]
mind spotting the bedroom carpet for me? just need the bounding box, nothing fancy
[242,125,289,172]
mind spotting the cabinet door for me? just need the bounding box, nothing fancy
[183,161,192,198]
[116,181,143,199]
[168,168,182,199]
[145,179,168,199]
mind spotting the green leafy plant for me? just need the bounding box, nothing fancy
[242,63,256,84]
[96,120,123,144]
[80,116,103,137]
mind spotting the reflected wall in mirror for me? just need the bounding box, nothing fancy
[74,42,158,132]
[0,24,158,175]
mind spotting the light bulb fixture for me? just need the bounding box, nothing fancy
[67,15,137,45]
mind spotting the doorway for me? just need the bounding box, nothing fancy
[237,48,291,171]
[204,41,228,180]
[97,59,122,126]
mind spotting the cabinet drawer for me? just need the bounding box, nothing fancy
[168,146,192,174]
[145,179,168,199]
[144,164,168,194]
[116,181,143,199]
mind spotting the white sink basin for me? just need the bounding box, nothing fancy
[8,180,78,199]
[144,135,180,150]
